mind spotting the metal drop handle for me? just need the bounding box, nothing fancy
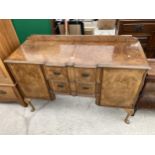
[53,71,61,76]
[81,73,90,77]
[82,86,89,90]
[58,84,64,88]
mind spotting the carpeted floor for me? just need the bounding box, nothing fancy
[0,95,155,135]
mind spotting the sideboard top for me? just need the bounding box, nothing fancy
[5,35,150,69]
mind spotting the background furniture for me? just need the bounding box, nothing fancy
[0,19,27,107]
[4,35,150,123]
[57,20,85,35]
[138,59,155,108]
[116,20,155,58]
[53,19,98,35]
[97,19,116,29]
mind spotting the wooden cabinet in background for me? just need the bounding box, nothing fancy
[5,35,150,123]
[0,19,27,107]
[116,20,155,58]
[138,59,155,109]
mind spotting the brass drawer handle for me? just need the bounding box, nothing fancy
[53,71,61,76]
[0,90,7,95]
[82,86,89,90]
[57,84,64,88]
[81,73,90,77]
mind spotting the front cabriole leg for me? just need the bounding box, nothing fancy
[24,98,35,112]
[124,108,134,124]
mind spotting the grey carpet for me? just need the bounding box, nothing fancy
[0,95,154,134]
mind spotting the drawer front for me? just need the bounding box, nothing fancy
[76,83,95,96]
[0,60,13,85]
[122,23,155,33]
[0,86,17,101]
[44,66,68,81]
[75,68,96,83]
[49,81,70,94]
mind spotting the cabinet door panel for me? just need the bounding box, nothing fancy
[100,68,145,108]
[8,64,50,99]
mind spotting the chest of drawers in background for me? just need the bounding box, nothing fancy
[0,19,27,106]
[116,20,155,58]
[138,59,155,109]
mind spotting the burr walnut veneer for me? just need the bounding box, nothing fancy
[4,35,150,123]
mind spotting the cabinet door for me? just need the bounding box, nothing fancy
[8,64,50,99]
[100,68,145,108]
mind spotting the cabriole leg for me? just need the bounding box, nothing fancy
[124,108,134,124]
[24,98,35,112]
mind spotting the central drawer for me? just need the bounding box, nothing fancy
[44,66,68,81]
[75,68,96,83]
[49,80,70,94]
[76,83,95,96]
[0,86,17,102]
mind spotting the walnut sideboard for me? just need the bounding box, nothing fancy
[4,35,150,124]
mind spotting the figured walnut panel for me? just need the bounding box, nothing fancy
[100,68,145,108]
[8,64,50,99]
